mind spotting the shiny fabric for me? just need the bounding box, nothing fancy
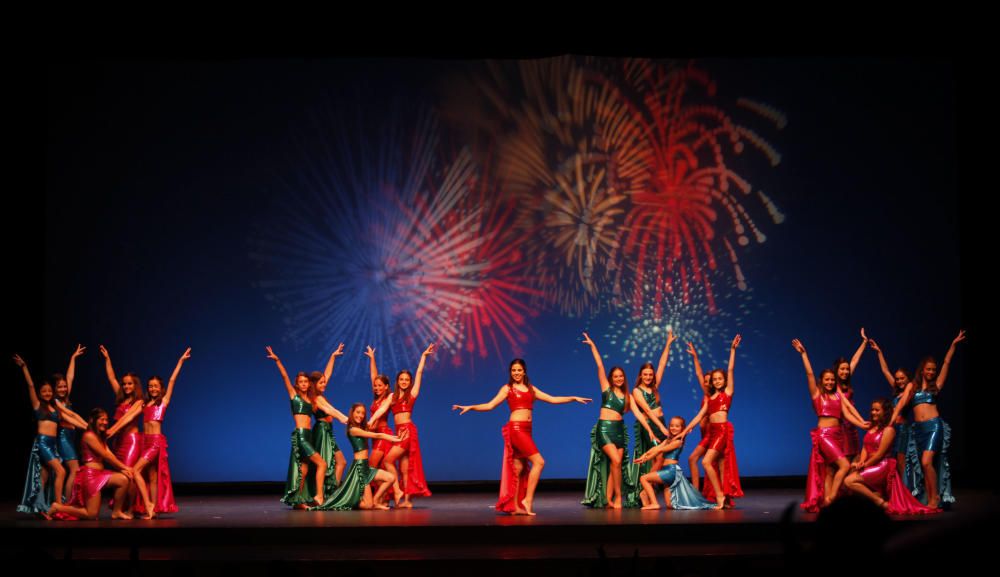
[801,426,847,512]
[600,389,626,414]
[37,433,60,463]
[114,431,143,467]
[57,427,79,462]
[71,466,115,505]
[35,406,60,422]
[497,421,532,512]
[857,427,939,515]
[392,422,431,497]
[909,417,954,505]
[290,394,311,415]
[632,415,666,477]
[311,458,379,510]
[813,392,842,419]
[143,403,167,422]
[134,433,178,515]
[911,389,936,407]
[706,392,731,414]
[700,422,743,502]
[595,419,626,449]
[281,427,318,506]
[660,463,716,510]
[370,397,394,454]
[16,435,56,514]
[312,421,342,496]
[390,393,414,414]
[582,422,638,508]
[506,385,535,411]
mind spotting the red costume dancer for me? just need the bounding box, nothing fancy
[686,336,744,509]
[834,329,871,460]
[99,345,146,514]
[454,358,591,515]
[369,344,436,507]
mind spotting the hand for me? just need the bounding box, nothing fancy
[422,343,436,357]
[666,329,676,347]
[953,329,966,345]
[72,344,87,358]
[868,339,881,353]
[122,467,135,480]
[860,327,868,342]
[332,343,345,358]
[861,420,871,430]
[791,339,806,354]
[12,354,25,368]
[265,346,279,361]
[452,405,472,415]
[364,345,375,359]
[686,342,698,357]
[398,428,411,441]
[179,347,192,362]
[581,332,595,347]
[575,397,593,404]
[99,345,110,359]
[731,334,742,349]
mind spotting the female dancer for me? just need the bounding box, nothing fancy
[54,344,86,504]
[630,331,675,481]
[454,358,591,515]
[130,347,191,517]
[684,336,744,509]
[581,332,658,509]
[99,345,146,515]
[793,339,869,512]
[890,331,965,508]
[266,346,327,508]
[843,399,938,514]
[311,403,401,510]
[368,344,435,508]
[833,329,871,461]
[15,354,88,516]
[310,343,348,494]
[869,338,916,484]
[685,342,723,492]
[636,416,715,510]
[364,346,401,506]
[49,408,153,520]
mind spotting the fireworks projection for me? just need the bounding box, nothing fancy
[250,105,542,373]
[253,57,784,376]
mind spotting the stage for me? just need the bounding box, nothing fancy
[3,488,993,572]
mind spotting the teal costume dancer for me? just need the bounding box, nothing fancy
[312,429,381,510]
[17,407,60,514]
[582,389,640,507]
[313,405,342,496]
[632,387,666,477]
[281,394,318,506]
[654,441,715,509]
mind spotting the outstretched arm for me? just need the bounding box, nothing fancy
[582,332,610,392]
[411,344,435,399]
[849,328,868,373]
[314,395,349,424]
[888,382,914,425]
[655,329,677,385]
[936,330,966,391]
[725,334,740,396]
[265,346,295,399]
[533,387,592,405]
[65,344,86,394]
[364,345,378,386]
[13,354,39,410]
[322,343,345,384]
[869,339,896,387]
[792,339,819,398]
[106,400,144,438]
[632,388,670,437]
[680,397,709,437]
[840,395,870,429]
[687,342,709,395]
[54,400,89,429]
[453,386,509,415]
[162,347,191,407]
[99,345,121,396]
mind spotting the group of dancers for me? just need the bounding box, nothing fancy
[15,345,189,520]
[16,328,964,518]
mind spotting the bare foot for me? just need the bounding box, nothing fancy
[293,503,308,510]
[714,499,725,510]
[520,499,536,516]
[641,504,661,510]
[112,511,133,520]
[611,501,622,510]
[398,500,413,509]
[374,503,390,510]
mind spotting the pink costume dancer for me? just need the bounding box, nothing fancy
[132,402,177,514]
[852,425,938,515]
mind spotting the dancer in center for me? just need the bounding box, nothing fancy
[580,332,659,509]
[454,358,591,515]
[367,344,435,508]
[635,416,716,510]
[630,331,677,497]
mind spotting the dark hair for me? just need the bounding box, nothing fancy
[88,408,109,443]
[870,398,892,430]
[892,368,912,395]
[346,402,367,436]
[634,362,661,406]
[372,374,392,400]
[115,372,145,405]
[145,375,165,405]
[392,370,414,404]
[833,357,853,393]
[507,359,532,387]
[608,366,631,413]
[914,356,939,394]
[818,368,837,393]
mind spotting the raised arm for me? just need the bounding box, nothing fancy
[725,334,740,396]
[655,329,677,385]
[364,345,378,386]
[265,346,295,399]
[322,343,345,384]
[533,386,592,405]
[106,400,144,438]
[54,400,89,429]
[581,332,610,392]
[65,344,86,394]
[687,342,709,395]
[888,381,915,425]
[411,343,435,399]
[162,347,191,407]
[99,345,121,396]
[868,339,896,387]
[314,395,349,424]
[452,386,510,415]
[13,354,39,409]
[792,339,819,398]
[936,330,966,390]
[849,328,868,373]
